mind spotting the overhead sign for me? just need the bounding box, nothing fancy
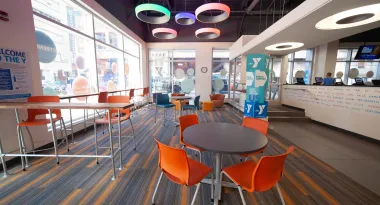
[244,54,270,118]
[0,47,31,100]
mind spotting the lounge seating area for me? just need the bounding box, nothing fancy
[2,0,380,204]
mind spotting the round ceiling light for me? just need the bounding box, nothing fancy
[135,3,171,24]
[175,12,196,25]
[316,3,380,30]
[265,42,304,51]
[195,28,220,39]
[195,3,230,23]
[152,28,177,39]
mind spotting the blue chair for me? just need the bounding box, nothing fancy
[155,94,176,126]
[183,95,200,114]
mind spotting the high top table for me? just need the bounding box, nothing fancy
[0,102,134,180]
[183,123,268,204]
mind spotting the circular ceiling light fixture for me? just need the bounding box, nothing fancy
[315,3,380,30]
[195,28,220,39]
[152,28,177,39]
[265,42,304,51]
[135,3,171,24]
[175,12,196,25]
[195,3,230,23]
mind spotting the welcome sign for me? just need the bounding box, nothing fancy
[244,54,270,118]
[0,47,31,100]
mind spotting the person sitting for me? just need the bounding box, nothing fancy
[321,72,334,86]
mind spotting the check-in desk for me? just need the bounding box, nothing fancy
[282,85,380,140]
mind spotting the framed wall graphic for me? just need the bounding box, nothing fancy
[201,67,207,73]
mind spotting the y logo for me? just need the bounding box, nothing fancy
[247,104,252,113]
[258,105,266,115]
[252,58,261,68]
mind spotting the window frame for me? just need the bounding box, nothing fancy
[287,49,314,84]
[335,48,380,85]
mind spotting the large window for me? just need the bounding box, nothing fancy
[335,48,380,85]
[212,50,229,97]
[32,0,141,123]
[287,49,314,84]
[149,49,196,96]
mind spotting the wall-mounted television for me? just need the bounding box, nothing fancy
[354,45,380,60]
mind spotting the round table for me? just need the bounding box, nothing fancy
[183,123,268,205]
[170,96,192,117]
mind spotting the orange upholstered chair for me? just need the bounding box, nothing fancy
[221,146,294,205]
[152,138,212,205]
[202,101,213,111]
[179,114,203,161]
[240,117,269,158]
[209,94,225,108]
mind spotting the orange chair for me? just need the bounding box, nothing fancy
[209,94,225,108]
[179,114,203,161]
[220,146,295,205]
[128,89,138,114]
[240,117,269,159]
[152,138,212,205]
[94,96,136,164]
[138,87,149,106]
[17,96,69,168]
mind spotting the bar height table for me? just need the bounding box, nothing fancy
[183,123,268,204]
[170,96,192,117]
[0,102,134,180]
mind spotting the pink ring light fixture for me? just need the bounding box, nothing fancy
[195,28,220,39]
[195,3,230,23]
[152,28,177,39]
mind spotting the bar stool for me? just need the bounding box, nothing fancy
[17,96,69,169]
[94,96,136,165]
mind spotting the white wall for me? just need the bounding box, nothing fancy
[311,40,339,83]
[0,0,50,158]
[282,85,380,140]
[147,42,233,101]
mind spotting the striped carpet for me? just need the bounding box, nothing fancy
[0,105,379,205]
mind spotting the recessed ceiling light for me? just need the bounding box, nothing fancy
[152,28,177,39]
[195,28,221,39]
[195,3,230,23]
[265,42,304,51]
[316,3,380,30]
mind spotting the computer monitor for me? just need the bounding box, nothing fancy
[315,77,323,85]
[354,78,365,85]
[372,79,380,87]
[334,78,344,86]
[296,78,305,85]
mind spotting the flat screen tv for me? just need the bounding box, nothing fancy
[354,45,380,60]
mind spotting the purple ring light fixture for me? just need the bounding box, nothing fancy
[152,28,177,39]
[195,28,220,39]
[175,12,196,25]
[195,3,230,23]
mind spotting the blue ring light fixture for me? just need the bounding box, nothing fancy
[175,12,196,25]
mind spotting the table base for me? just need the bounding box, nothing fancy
[201,178,238,189]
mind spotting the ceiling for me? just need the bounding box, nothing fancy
[95,0,305,42]
[238,0,380,57]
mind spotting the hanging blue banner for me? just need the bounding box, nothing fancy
[244,54,270,118]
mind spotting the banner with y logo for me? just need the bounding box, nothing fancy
[244,54,270,118]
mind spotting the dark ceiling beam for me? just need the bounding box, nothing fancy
[169,10,290,15]
[165,0,172,10]
[246,0,260,11]
[126,0,145,19]
[240,0,250,10]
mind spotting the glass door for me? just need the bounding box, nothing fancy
[266,57,282,101]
